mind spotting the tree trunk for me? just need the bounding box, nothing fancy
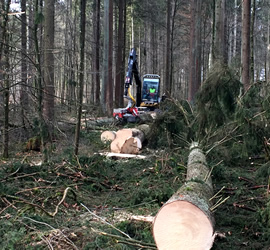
[241,0,251,91]
[115,0,125,108]
[3,34,10,158]
[266,10,270,86]
[233,0,237,59]
[107,0,113,115]
[213,0,225,65]
[74,0,86,155]
[20,0,28,128]
[153,143,215,249]
[165,0,171,95]
[1,0,11,158]
[43,0,55,126]
[92,0,100,104]
[33,0,47,162]
[102,0,113,114]
[188,0,202,102]
[250,0,255,84]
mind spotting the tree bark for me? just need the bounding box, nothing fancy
[153,143,215,249]
[92,0,100,104]
[102,0,113,114]
[43,0,55,123]
[266,10,270,86]
[3,34,10,158]
[213,0,225,65]
[165,0,171,95]
[241,0,251,91]
[1,0,11,158]
[20,0,28,128]
[233,0,238,59]
[115,0,125,108]
[250,0,255,84]
[74,0,86,155]
[188,0,202,102]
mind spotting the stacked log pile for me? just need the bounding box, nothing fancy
[152,142,215,249]
[101,124,150,155]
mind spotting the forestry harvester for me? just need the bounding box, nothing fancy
[113,48,161,123]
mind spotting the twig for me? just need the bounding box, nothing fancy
[15,186,55,194]
[204,161,223,182]
[209,186,225,201]
[50,187,77,217]
[210,196,230,211]
[117,240,157,249]
[2,197,17,209]
[92,228,157,249]
[267,176,270,198]
[8,172,38,180]
[0,167,21,182]
[74,154,82,169]
[4,194,53,216]
[41,235,54,250]
[237,197,265,203]
[238,176,255,184]
[248,185,267,190]
[81,203,131,239]
[233,203,256,212]
[205,125,241,155]
[0,203,12,215]
[4,187,77,217]
[22,217,79,250]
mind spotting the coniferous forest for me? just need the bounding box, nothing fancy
[0,0,270,249]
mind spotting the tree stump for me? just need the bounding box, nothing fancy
[152,142,215,249]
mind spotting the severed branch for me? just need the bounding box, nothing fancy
[22,216,79,250]
[92,228,157,249]
[238,176,255,184]
[81,203,131,239]
[233,203,257,212]
[3,187,77,217]
[15,186,55,195]
[50,187,77,217]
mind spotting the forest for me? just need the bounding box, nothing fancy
[0,0,270,249]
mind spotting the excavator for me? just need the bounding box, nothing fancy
[113,48,161,123]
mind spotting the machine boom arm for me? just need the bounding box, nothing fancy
[124,48,142,107]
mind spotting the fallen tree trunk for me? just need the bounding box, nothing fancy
[153,142,215,250]
[86,117,115,129]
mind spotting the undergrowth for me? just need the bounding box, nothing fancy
[1,80,270,249]
[0,148,185,249]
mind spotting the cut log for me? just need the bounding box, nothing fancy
[101,131,116,143]
[153,142,215,250]
[110,128,147,154]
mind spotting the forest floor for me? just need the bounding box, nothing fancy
[0,106,269,250]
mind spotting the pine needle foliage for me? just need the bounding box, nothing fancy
[147,98,194,149]
[195,64,242,137]
[234,82,270,157]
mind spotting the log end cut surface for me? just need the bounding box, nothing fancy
[153,201,214,250]
[101,131,116,143]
